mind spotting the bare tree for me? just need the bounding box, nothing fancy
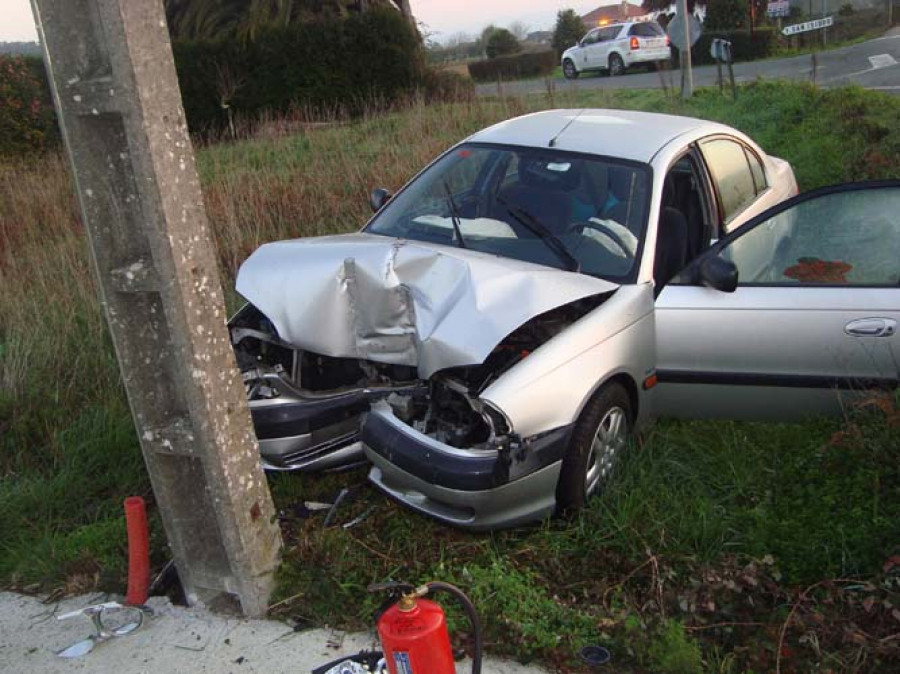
[215,62,247,140]
[507,20,530,41]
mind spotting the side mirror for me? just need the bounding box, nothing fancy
[699,255,738,293]
[369,187,392,213]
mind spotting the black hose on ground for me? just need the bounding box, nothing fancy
[424,581,483,674]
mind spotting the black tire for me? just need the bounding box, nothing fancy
[609,53,626,77]
[556,381,632,514]
[563,59,579,80]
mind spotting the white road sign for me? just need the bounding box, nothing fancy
[767,0,790,18]
[782,16,834,36]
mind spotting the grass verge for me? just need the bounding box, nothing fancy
[1,81,899,671]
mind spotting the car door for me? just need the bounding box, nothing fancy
[654,181,900,421]
[593,25,620,69]
[578,29,601,69]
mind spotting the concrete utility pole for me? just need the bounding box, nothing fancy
[29,0,282,616]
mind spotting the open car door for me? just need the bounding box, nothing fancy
[654,181,900,421]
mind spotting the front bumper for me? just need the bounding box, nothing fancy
[362,404,570,530]
[251,394,368,471]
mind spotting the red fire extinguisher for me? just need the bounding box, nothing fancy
[370,581,483,674]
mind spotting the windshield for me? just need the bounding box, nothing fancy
[365,143,651,282]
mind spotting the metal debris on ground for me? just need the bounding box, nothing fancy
[311,651,386,674]
[323,488,353,528]
[342,506,375,529]
[55,601,149,658]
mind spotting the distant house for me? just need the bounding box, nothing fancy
[525,30,552,45]
[581,1,650,27]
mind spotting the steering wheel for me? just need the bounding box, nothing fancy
[568,220,636,260]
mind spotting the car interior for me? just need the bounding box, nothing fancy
[654,154,715,288]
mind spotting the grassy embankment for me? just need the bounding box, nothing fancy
[1,81,899,671]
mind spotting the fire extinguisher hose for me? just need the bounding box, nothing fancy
[424,581,483,674]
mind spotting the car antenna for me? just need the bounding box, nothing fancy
[548,109,585,148]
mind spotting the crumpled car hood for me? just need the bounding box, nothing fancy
[236,233,617,378]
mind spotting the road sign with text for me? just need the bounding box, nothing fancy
[782,16,834,36]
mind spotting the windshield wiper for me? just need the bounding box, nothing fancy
[496,194,580,272]
[442,181,467,249]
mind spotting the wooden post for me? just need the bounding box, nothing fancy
[678,0,693,99]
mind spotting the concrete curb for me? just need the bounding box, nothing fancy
[0,592,548,674]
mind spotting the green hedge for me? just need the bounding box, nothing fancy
[174,8,426,132]
[467,50,557,83]
[0,54,58,156]
[2,9,430,148]
[677,27,778,67]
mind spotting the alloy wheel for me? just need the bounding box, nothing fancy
[584,405,627,497]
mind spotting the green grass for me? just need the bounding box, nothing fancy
[2,81,899,671]
[269,408,899,670]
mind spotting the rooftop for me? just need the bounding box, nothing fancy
[582,2,649,27]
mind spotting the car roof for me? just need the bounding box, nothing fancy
[466,109,735,164]
[590,20,657,29]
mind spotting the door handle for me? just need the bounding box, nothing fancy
[845,318,897,337]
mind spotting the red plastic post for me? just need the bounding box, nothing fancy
[124,496,150,606]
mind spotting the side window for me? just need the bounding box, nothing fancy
[745,148,767,195]
[716,186,900,286]
[700,138,757,223]
[598,26,621,42]
[582,30,600,45]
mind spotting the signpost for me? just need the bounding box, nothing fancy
[710,39,736,99]
[667,1,702,99]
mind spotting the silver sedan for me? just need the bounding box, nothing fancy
[230,109,899,529]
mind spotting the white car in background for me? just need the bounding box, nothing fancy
[232,109,898,530]
[562,20,671,79]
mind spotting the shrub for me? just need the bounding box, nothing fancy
[551,8,587,58]
[704,0,747,30]
[174,8,427,133]
[0,55,58,157]
[421,69,475,102]
[467,50,557,83]
[485,28,520,59]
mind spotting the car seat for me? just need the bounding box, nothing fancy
[496,158,577,234]
[654,206,690,289]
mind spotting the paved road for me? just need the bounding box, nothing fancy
[477,29,900,96]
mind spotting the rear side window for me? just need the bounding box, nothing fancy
[745,148,767,194]
[700,138,758,223]
[629,22,665,37]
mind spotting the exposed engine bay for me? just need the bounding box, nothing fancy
[230,293,609,460]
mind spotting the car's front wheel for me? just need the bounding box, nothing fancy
[556,381,632,513]
[609,53,626,77]
[563,59,579,80]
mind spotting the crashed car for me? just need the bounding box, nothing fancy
[231,109,899,530]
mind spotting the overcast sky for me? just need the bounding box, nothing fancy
[0,0,635,43]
